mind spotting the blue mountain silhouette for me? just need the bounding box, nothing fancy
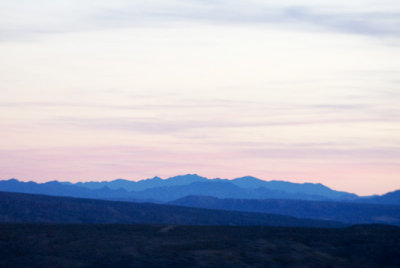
[0,174,397,205]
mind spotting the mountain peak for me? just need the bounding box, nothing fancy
[234,176,261,181]
[168,174,206,181]
[112,179,130,182]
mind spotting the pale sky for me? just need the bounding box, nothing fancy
[1,0,400,195]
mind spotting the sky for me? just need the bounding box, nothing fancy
[1,0,400,195]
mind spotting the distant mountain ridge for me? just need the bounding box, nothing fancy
[71,174,355,200]
[0,174,357,202]
[71,174,208,191]
[0,174,398,205]
[356,190,400,205]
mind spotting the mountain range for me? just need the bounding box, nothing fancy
[1,174,398,205]
[0,174,400,226]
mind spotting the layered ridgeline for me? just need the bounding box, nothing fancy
[1,175,400,225]
[171,196,400,225]
[0,174,399,205]
[0,174,357,202]
[0,191,343,227]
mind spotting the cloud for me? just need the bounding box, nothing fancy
[281,6,400,36]
[1,1,399,41]
[50,113,389,135]
[237,146,400,160]
[1,98,393,135]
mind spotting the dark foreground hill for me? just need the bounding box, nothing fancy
[171,195,400,225]
[0,224,399,267]
[0,191,343,227]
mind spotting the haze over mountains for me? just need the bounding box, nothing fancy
[1,174,398,205]
[1,174,400,226]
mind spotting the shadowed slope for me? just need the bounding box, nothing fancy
[0,191,344,227]
[171,195,400,225]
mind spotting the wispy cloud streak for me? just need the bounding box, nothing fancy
[1,1,400,41]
